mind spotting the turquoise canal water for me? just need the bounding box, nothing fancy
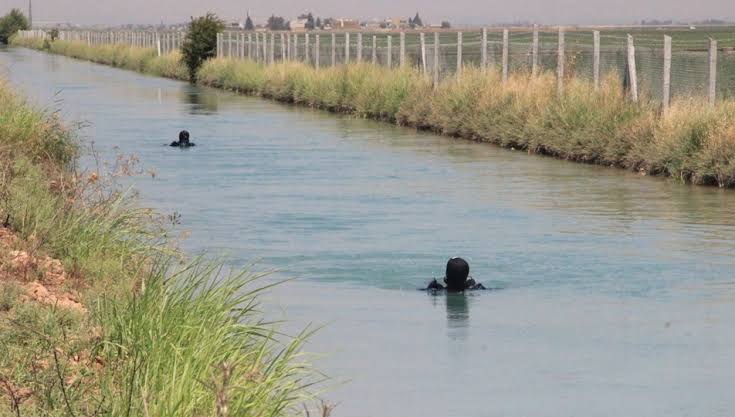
[3,47,735,417]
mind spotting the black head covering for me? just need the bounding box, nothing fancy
[445,257,470,291]
[179,130,190,145]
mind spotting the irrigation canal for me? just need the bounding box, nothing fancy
[3,47,735,417]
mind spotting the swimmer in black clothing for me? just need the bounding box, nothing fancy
[170,130,196,147]
[426,257,486,291]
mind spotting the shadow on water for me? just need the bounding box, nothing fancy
[428,292,472,340]
[180,84,219,115]
[445,292,470,329]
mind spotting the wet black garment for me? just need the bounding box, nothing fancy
[170,141,196,147]
[425,277,486,291]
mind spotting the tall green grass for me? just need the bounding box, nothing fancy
[0,77,320,415]
[11,36,735,187]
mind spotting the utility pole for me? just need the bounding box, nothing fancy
[28,0,33,28]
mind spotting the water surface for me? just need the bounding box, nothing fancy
[3,47,735,417]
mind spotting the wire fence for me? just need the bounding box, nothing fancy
[216,28,735,108]
[16,27,735,107]
[16,29,185,55]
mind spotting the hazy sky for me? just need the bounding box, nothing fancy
[3,0,733,26]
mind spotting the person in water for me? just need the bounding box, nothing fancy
[426,257,486,291]
[170,130,196,147]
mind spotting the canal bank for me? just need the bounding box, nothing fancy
[11,36,735,189]
[0,62,319,415]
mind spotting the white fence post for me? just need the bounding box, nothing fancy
[433,32,440,88]
[315,34,320,68]
[255,33,260,61]
[281,33,286,61]
[456,31,463,78]
[400,32,406,67]
[593,30,600,90]
[357,33,363,62]
[286,33,291,60]
[557,27,565,96]
[305,33,310,64]
[420,32,427,75]
[269,32,275,63]
[627,34,638,102]
[372,35,377,64]
[532,24,539,77]
[662,35,672,115]
[345,32,350,64]
[481,28,488,72]
[387,35,392,67]
[332,33,336,66]
[248,33,252,60]
[502,28,509,82]
[708,38,718,107]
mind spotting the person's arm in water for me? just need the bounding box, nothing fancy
[426,278,445,291]
[465,277,486,290]
[170,141,180,147]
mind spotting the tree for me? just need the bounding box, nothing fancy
[0,9,29,44]
[441,20,451,29]
[181,13,224,82]
[305,13,315,30]
[266,15,287,31]
[411,12,423,28]
[49,28,59,41]
[315,17,322,29]
[244,14,254,30]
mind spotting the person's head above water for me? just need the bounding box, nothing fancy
[444,257,470,291]
[179,130,190,145]
[170,130,195,147]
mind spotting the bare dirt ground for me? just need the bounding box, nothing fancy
[0,227,85,313]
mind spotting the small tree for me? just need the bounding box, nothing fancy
[411,12,423,28]
[441,21,451,29]
[181,13,224,82]
[244,14,254,31]
[266,15,287,31]
[49,28,59,41]
[315,17,322,29]
[0,9,29,44]
[305,13,315,30]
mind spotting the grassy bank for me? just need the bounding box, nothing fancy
[0,77,320,415]
[11,37,735,187]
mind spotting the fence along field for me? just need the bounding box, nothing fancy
[17,26,735,110]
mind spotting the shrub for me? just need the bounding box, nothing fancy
[0,8,29,44]
[181,13,224,82]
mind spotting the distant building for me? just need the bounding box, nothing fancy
[386,17,410,29]
[334,18,360,30]
[290,18,308,32]
[364,20,383,30]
